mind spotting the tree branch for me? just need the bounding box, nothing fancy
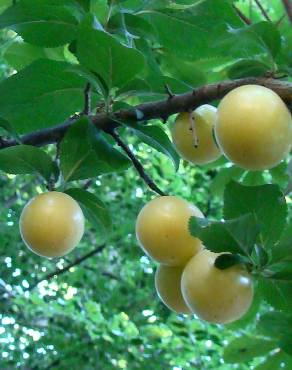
[232,4,252,25]
[254,0,271,21]
[110,129,166,196]
[0,78,291,150]
[28,244,106,291]
[282,0,292,23]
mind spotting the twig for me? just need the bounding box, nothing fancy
[110,130,166,196]
[276,14,286,27]
[0,78,291,150]
[28,244,106,291]
[254,0,271,21]
[83,83,91,115]
[232,4,252,25]
[282,0,292,23]
[164,83,175,100]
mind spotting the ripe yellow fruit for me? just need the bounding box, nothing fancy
[181,249,253,324]
[171,105,221,165]
[19,192,84,258]
[136,196,203,266]
[215,85,292,170]
[155,265,191,314]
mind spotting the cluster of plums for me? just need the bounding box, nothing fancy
[172,85,292,170]
[136,196,253,324]
[18,84,291,323]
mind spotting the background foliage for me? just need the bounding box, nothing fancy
[0,0,291,369]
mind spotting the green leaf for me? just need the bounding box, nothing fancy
[241,171,266,186]
[160,52,206,87]
[0,0,80,47]
[65,188,111,241]
[125,123,180,170]
[223,21,282,60]
[258,278,292,311]
[90,0,108,24]
[264,261,292,281]
[189,213,260,256]
[224,182,287,248]
[189,217,242,255]
[143,1,242,60]
[279,335,292,356]
[254,351,292,370]
[224,213,260,255]
[109,12,156,40]
[227,59,270,79]
[77,17,146,90]
[253,244,269,267]
[223,336,276,363]
[250,21,282,58]
[272,222,292,263]
[214,253,250,270]
[0,144,54,181]
[257,311,292,339]
[3,41,47,70]
[0,59,92,134]
[60,117,130,182]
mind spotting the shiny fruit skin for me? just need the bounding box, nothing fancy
[19,192,84,258]
[215,85,292,170]
[171,105,221,165]
[155,265,191,314]
[181,249,253,324]
[135,196,203,266]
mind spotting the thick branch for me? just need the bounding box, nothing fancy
[1,78,291,150]
[28,244,106,291]
[282,0,292,23]
[110,130,166,196]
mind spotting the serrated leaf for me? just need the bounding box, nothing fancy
[0,0,81,47]
[125,123,180,170]
[0,144,54,181]
[189,217,241,255]
[0,59,93,134]
[223,336,276,363]
[189,213,260,256]
[65,188,111,241]
[77,17,146,90]
[60,117,130,182]
[224,182,287,248]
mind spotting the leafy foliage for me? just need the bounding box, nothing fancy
[0,0,291,369]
